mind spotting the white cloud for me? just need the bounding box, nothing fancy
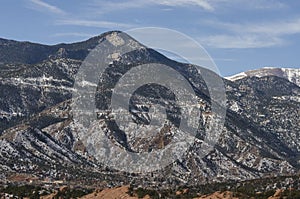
[241,19,300,36]
[52,32,96,38]
[56,19,133,29]
[199,17,300,48]
[91,0,214,12]
[208,18,300,36]
[209,0,287,10]
[157,0,214,11]
[199,34,284,48]
[29,0,66,15]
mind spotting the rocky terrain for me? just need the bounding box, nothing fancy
[0,31,299,189]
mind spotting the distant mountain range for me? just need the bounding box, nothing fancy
[0,31,299,187]
[226,67,299,87]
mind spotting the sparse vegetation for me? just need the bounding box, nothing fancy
[0,184,45,198]
[135,187,160,198]
[124,175,300,198]
[0,184,92,199]
[53,188,93,199]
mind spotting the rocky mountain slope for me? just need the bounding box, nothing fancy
[0,31,299,188]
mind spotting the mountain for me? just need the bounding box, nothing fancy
[0,31,299,188]
[226,67,300,87]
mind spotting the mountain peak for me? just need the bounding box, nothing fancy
[0,31,299,188]
[0,31,136,65]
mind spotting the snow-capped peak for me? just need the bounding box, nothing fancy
[225,67,300,87]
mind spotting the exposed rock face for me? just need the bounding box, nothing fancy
[0,31,299,187]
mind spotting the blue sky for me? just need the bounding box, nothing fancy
[0,0,299,76]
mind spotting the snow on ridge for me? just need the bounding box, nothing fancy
[281,68,300,86]
[0,76,75,91]
[225,67,300,86]
[225,72,247,81]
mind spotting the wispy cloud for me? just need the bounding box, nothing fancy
[91,0,214,13]
[199,17,300,48]
[52,32,96,38]
[238,19,300,36]
[86,0,286,14]
[208,18,300,36]
[157,0,214,11]
[28,0,66,15]
[247,0,286,10]
[199,34,284,49]
[56,19,133,29]
[209,0,287,11]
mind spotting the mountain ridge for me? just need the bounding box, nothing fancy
[226,67,300,87]
[0,31,299,188]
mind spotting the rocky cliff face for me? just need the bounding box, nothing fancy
[0,31,299,187]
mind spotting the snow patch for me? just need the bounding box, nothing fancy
[229,101,241,112]
[225,72,247,81]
